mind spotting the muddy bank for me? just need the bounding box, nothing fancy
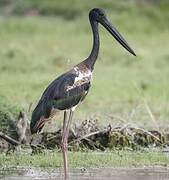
[30,120,167,153]
[0,111,169,153]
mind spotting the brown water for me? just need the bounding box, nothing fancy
[0,166,169,180]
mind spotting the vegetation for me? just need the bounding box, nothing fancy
[0,97,20,135]
[0,150,169,168]
[0,0,169,168]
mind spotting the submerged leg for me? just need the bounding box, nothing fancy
[61,109,74,180]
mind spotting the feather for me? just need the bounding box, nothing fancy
[30,65,92,134]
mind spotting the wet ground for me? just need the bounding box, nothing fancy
[0,166,169,180]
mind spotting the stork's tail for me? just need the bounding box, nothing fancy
[30,100,48,134]
[30,99,60,134]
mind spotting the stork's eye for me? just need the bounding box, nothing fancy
[100,13,104,17]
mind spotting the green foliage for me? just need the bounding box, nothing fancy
[0,96,20,134]
[0,0,168,24]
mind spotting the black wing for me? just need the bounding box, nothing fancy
[30,71,91,134]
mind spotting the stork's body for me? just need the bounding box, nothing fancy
[31,63,92,133]
[30,8,136,179]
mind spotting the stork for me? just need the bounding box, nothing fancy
[30,8,136,179]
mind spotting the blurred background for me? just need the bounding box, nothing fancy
[0,0,169,130]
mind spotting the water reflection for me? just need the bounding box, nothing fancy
[0,166,169,180]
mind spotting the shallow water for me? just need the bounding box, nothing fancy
[0,166,169,180]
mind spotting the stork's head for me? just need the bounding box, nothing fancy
[89,8,106,22]
[89,8,136,56]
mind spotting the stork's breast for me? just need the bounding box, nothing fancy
[67,67,92,91]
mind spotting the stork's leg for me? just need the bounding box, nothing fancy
[62,110,68,179]
[61,109,74,180]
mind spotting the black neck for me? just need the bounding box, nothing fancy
[84,19,99,70]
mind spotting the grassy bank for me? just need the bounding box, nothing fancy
[0,150,168,168]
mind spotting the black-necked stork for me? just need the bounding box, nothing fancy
[30,8,136,179]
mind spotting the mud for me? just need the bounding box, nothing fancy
[0,166,169,180]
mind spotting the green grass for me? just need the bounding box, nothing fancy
[0,2,169,124]
[0,10,169,128]
[0,150,168,168]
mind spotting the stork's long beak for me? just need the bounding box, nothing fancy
[100,17,136,56]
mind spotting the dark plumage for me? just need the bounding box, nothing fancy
[30,8,136,179]
[30,64,91,133]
